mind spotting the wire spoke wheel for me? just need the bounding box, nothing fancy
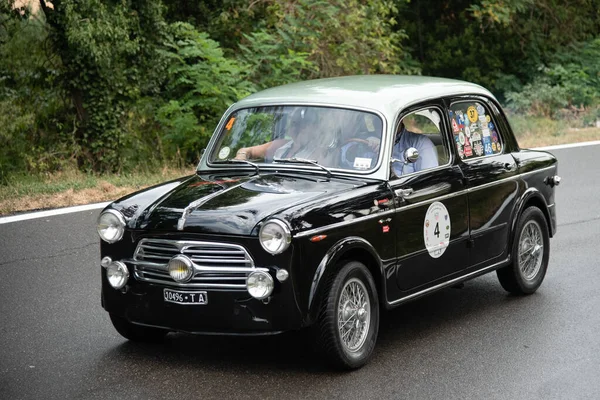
[518,220,544,281]
[497,206,550,295]
[337,278,371,352]
[315,261,379,369]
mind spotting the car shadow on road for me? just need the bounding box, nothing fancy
[96,275,544,375]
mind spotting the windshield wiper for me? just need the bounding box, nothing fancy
[273,157,332,178]
[212,159,259,175]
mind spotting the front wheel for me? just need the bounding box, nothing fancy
[109,313,168,343]
[497,206,550,294]
[314,261,379,370]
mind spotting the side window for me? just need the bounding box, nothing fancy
[391,108,449,177]
[448,101,503,160]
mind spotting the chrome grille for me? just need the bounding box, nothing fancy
[131,239,255,290]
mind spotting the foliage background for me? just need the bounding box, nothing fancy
[1,0,599,184]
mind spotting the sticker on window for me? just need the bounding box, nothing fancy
[225,117,236,130]
[364,115,375,132]
[467,106,479,123]
[218,147,231,159]
[353,157,372,170]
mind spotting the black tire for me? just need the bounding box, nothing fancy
[109,313,168,343]
[497,206,550,294]
[314,261,379,370]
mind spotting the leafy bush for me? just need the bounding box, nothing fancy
[506,38,600,118]
[156,22,255,162]
[0,5,79,182]
[505,78,570,118]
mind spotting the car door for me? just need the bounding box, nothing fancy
[388,105,470,292]
[447,97,520,267]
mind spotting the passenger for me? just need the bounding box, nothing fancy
[391,122,438,176]
[341,121,438,175]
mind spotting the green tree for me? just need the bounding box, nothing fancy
[236,0,419,89]
[396,0,600,95]
[39,0,168,172]
[156,22,255,162]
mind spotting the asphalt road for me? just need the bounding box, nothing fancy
[1,145,599,400]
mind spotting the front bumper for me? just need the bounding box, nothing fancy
[101,270,304,335]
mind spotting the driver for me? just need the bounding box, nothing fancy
[235,108,319,161]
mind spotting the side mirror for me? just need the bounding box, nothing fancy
[390,147,419,178]
[404,147,419,164]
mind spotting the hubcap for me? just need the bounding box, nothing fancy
[337,278,371,352]
[518,220,544,281]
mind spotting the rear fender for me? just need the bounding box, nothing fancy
[509,188,553,254]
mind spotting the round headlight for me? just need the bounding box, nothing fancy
[259,220,291,255]
[106,261,129,289]
[97,210,126,243]
[168,255,194,283]
[246,271,274,300]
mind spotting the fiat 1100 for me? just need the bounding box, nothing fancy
[97,76,560,369]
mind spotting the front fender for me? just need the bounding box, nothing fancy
[305,236,383,325]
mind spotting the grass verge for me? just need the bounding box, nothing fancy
[509,115,600,148]
[0,166,194,215]
[1,115,599,216]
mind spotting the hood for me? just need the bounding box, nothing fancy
[122,173,358,235]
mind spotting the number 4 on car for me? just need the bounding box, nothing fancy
[97,76,560,369]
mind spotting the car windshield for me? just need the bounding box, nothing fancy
[207,106,383,172]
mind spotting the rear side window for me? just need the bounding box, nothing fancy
[448,101,503,160]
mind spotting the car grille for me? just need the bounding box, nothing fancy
[131,238,255,290]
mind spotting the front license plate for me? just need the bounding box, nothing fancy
[163,289,208,305]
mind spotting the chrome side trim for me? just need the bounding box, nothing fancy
[294,209,396,238]
[295,188,470,238]
[466,175,518,193]
[397,189,468,212]
[519,165,555,177]
[293,165,557,239]
[388,257,510,306]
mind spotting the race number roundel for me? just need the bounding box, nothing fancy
[423,201,451,258]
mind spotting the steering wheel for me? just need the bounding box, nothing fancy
[341,138,376,168]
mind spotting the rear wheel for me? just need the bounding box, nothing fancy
[109,314,168,343]
[314,261,379,370]
[497,206,550,294]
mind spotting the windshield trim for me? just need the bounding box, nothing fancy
[200,102,389,177]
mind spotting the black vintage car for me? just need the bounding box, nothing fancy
[97,76,560,369]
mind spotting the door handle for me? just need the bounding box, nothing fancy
[395,188,414,198]
[504,163,515,171]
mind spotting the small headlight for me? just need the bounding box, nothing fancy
[259,220,291,255]
[106,261,129,289]
[247,271,274,300]
[97,210,126,243]
[276,269,289,282]
[168,256,194,283]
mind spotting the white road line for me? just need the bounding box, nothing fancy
[0,202,110,225]
[1,139,600,225]
[532,140,600,151]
